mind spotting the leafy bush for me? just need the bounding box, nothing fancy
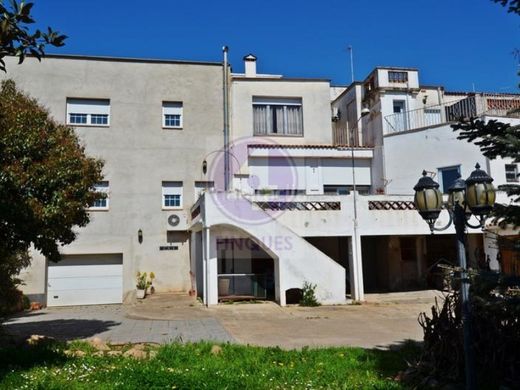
[0,251,31,317]
[300,281,320,307]
[406,271,520,388]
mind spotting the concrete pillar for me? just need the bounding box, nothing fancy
[274,258,285,306]
[348,234,364,301]
[484,231,500,271]
[206,228,218,305]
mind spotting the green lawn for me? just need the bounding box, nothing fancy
[0,341,419,389]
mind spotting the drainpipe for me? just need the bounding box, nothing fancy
[437,87,445,122]
[201,219,208,306]
[223,46,230,191]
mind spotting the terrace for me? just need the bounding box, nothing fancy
[384,93,520,134]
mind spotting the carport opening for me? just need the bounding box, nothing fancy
[304,236,349,294]
[285,288,303,305]
[217,238,275,302]
[361,234,483,293]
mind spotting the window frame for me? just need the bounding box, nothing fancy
[162,102,183,129]
[438,165,461,193]
[90,181,110,211]
[162,181,183,210]
[66,98,111,127]
[388,71,408,83]
[505,164,519,183]
[252,97,304,137]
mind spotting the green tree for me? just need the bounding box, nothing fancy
[0,0,66,72]
[0,80,103,307]
[493,0,520,15]
[453,118,520,226]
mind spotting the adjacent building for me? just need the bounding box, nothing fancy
[3,53,519,307]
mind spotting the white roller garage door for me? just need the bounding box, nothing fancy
[47,254,123,307]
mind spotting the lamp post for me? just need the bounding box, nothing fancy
[413,163,496,390]
[349,107,370,301]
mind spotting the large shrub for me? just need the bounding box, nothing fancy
[0,80,103,311]
[407,271,520,388]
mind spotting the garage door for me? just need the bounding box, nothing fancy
[47,254,123,307]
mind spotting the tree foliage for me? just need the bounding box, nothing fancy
[493,0,520,15]
[453,118,520,227]
[407,272,520,388]
[0,79,104,265]
[0,0,66,72]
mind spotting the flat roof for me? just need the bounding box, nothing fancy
[445,90,520,96]
[374,66,419,71]
[232,76,330,83]
[22,53,223,66]
[248,143,372,150]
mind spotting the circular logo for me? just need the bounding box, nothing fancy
[207,136,298,225]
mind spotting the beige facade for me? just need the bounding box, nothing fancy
[1,55,224,302]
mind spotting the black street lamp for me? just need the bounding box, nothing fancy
[413,163,496,390]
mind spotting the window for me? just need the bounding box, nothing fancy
[91,181,109,210]
[194,181,214,201]
[323,185,370,195]
[162,181,183,209]
[253,97,303,136]
[163,102,183,128]
[506,164,518,182]
[388,71,408,83]
[438,166,461,193]
[393,100,406,114]
[66,98,110,126]
[324,185,349,195]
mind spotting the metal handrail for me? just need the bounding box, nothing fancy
[384,94,520,134]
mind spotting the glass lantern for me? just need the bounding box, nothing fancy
[465,163,496,216]
[413,171,443,226]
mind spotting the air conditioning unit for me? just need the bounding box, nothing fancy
[166,212,188,230]
[331,107,341,122]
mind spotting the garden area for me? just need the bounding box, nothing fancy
[0,339,420,389]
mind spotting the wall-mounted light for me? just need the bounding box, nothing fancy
[202,160,207,175]
[138,229,143,244]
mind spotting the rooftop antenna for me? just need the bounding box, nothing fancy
[472,82,476,93]
[348,45,354,83]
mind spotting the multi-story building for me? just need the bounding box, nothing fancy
[4,53,519,307]
[2,54,224,306]
[331,66,520,292]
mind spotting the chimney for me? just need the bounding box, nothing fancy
[243,54,257,77]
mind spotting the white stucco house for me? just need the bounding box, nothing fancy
[3,53,519,307]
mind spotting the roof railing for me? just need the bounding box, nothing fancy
[383,94,520,134]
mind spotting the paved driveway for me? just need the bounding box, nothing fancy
[3,304,233,344]
[3,291,441,349]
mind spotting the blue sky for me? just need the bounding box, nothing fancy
[33,0,519,92]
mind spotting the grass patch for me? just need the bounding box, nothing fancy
[0,341,420,389]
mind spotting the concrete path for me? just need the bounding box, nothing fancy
[3,290,442,349]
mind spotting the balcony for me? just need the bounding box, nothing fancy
[384,94,520,134]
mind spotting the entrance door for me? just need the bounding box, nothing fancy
[393,100,408,131]
[305,158,323,195]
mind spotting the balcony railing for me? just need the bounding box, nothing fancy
[384,94,520,134]
[217,273,272,299]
